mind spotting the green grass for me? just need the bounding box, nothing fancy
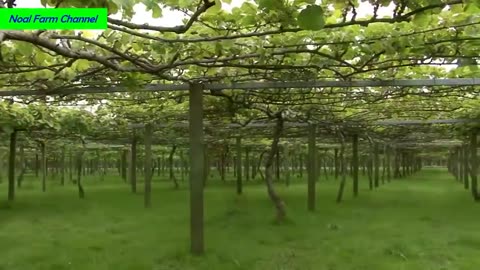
[1,168,479,270]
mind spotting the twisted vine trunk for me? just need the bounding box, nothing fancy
[264,115,286,222]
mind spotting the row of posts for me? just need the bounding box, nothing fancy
[447,129,479,201]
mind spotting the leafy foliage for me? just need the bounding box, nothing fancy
[0,0,478,154]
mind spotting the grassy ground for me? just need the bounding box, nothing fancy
[1,168,479,270]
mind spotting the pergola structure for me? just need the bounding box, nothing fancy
[1,77,478,254]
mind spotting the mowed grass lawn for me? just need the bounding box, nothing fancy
[1,168,479,270]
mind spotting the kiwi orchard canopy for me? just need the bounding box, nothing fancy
[0,0,479,256]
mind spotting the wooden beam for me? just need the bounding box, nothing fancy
[128,122,308,129]
[1,78,480,96]
[376,119,480,125]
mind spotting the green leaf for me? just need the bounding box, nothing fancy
[258,0,283,11]
[74,59,91,71]
[411,12,429,26]
[61,68,76,81]
[206,0,222,13]
[467,0,480,8]
[178,0,190,8]
[297,5,325,31]
[465,2,480,13]
[294,0,316,5]
[107,1,119,15]
[152,5,162,18]
[34,52,47,65]
[241,15,256,25]
[112,0,130,7]
[16,43,33,57]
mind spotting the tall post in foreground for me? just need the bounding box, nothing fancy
[352,134,359,197]
[144,123,153,208]
[307,124,316,211]
[470,129,479,201]
[189,83,205,254]
[236,137,242,194]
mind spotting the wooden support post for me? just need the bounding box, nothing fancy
[275,146,281,181]
[323,150,329,179]
[251,151,256,180]
[60,146,65,186]
[299,153,303,178]
[41,142,46,192]
[307,124,316,211]
[189,83,205,255]
[393,147,399,178]
[463,144,469,190]
[144,124,153,208]
[76,148,85,199]
[236,137,242,195]
[130,131,137,193]
[316,148,321,181]
[457,147,462,182]
[180,150,186,182]
[352,134,359,197]
[453,150,458,179]
[0,153,5,184]
[203,145,209,186]
[16,143,25,188]
[367,155,373,189]
[245,147,250,182]
[470,129,479,201]
[334,148,339,179]
[386,145,391,182]
[285,147,291,186]
[121,149,127,181]
[8,131,17,201]
[336,134,347,203]
[382,145,386,184]
[161,153,165,175]
[69,150,73,182]
[374,143,379,187]
[362,158,366,176]
[35,152,39,178]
